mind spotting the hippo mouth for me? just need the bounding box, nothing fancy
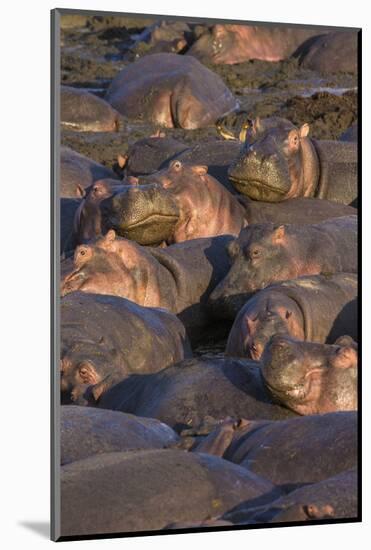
[123,213,179,230]
[263,367,324,404]
[106,212,179,245]
[228,175,289,201]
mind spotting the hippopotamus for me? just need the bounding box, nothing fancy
[61,198,81,255]
[61,233,233,340]
[60,292,191,406]
[239,197,356,226]
[228,117,357,206]
[105,53,238,129]
[187,24,322,64]
[61,86,122,132]
[60,146,118,199]
[210,216,357,310]
[340,122,358,143]
[60,449,280,537]
[97,357,297,430]
[109,160,247,243]
[72,179,129,245]
[295,31,358,74]
[191,411,357,491]
[223,273,358,357]
[132,20,190,54]
[223,469,358,524]
[123,136,242,193]
[260,335,358,415]
[61,406,179,465]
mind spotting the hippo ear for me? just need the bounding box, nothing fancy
[117,154,128,169]
[272,225,285,242]
[227,239,240,259]
[104,229,117,243]
[252,117,262,133]
[332,346,357,369]
[192,165,208,176]
[214,25,226,39]
[299,123,310,138]
[76,184,86,198]
[78,361,99,385]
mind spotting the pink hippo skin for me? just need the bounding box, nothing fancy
[187,25,323,64]
[105,53,238,129]
[132,159,247,242]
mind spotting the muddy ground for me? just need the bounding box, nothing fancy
[60,15,357,170]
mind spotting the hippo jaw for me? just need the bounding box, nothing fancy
[262,367,325,414]
[106,212,180,245]
[101,186,180,246]
[228,174,290,202]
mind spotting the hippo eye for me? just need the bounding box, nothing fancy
[79,250,86,256]
[251,248,261,259]
[173,161,182,170]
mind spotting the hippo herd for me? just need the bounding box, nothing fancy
[57,15,359,539]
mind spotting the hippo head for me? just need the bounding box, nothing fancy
[60,348,120,406]
[210,223,296,304]
[74,179,126,244]
[188,25,239,65]
[228,117,319,201]
[261,335,358,414]
[148,159,209,191]
[61,237,139,301]
[226,295,305,360]
[100,182,180,246]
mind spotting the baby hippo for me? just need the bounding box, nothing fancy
[261,335,358,415]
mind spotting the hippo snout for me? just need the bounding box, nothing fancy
[100,184,180,246]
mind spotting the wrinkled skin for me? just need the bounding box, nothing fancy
[192,412,357,491]
[132,160,247,242]
[61,232,233,339]
[228,117,357,206]
[101,182,180,245]
[105,53,238,129]
[295,31,358,74]
[261,335,357,415]
[61,449,279,537]
[223,273,358,358]
[60,292,191,406]
[97,357,297,430]
[187,24,322,64]
[223,470,357,524]
[210,216,357,306]
[60,146,118,199]
[61,86,122,132]
[61,406,179,465]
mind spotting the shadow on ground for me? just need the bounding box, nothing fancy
[18,521,49,539]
